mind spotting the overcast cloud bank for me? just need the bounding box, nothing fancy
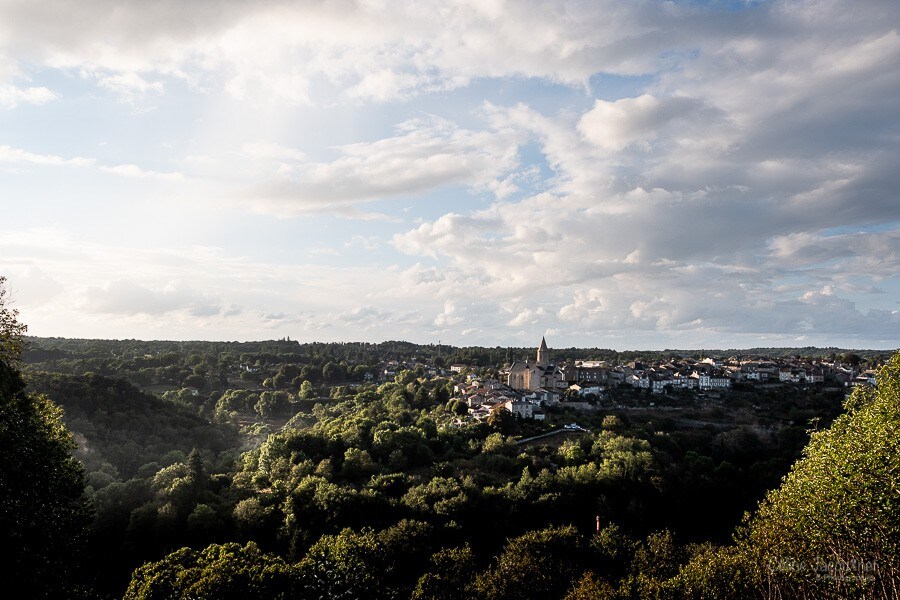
[1,0,898,348]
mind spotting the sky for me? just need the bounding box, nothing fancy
[1,0,899,350]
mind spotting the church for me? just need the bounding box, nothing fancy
[507,337,565,391]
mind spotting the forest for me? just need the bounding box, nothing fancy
[2,288,898,598]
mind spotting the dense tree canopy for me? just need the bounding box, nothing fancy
[743,353,900,598]
[0,279,90,598]
[124,542,300,600]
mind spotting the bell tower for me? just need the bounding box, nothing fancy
[536,336,549,368]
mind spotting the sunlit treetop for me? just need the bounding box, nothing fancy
[0,276,27,362]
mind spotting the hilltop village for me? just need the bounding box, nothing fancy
[447,337,877,422]
[24,336,879,428]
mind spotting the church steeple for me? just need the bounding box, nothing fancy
[536,336,549,367]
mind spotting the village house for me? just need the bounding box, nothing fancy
[696,372,733,390]
[569,383,604,398]
[504,398,535,419]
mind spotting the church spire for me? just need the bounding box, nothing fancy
[536,336,549,367]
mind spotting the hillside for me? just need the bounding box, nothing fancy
[5,334,895,598]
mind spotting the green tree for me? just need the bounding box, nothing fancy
[473,525,584,600]
[255,391,291,419]
[487,406,516,435]
[402,476,472,520]
[124,542,300,599]
[601,414,625,432]
[298,380,315,400]
[668,543,754,600]
[563,571,616,600]
[621,530,684,596]
[559,439,587,465]
[342,447,377,480]
[843,353,862,367]
[323,361,343,384]
[394,369,418,387]
[412,544,476,600]
[413,385,431,408]
[451,399,469,415]
[0,276,26,362]
[298,520,434,600]
[187,448,206,493]
[0,279,91,598]
[186,503,224,542]
[182,373,207,391]
[744,352,900,597]
[233,497,277,540]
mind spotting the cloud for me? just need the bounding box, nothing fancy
[388,2,900,345]
[507,305,547,327]
[334,305,422,331]
[0,0,690,105]
[2,1,897,115]
[0,228,440,341]
[346,235,380,251]
[242,116,523,213]
[98,163,184,181]
[95,71,163,105]
[242,142,306,162]
[578,94,733,153]
[767,228,900,279]
[433,300,464,328]
[0,144,183,180]
[559,289,606,325]
[3,1,899,348]
[0,84,58,108]
[0,145,94,167]
[0,267,63,307]
[83,280,221,316]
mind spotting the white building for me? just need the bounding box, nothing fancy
[697,373,732,390]
[504,398,537,419]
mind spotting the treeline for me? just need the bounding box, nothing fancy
[24,337,890,394]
